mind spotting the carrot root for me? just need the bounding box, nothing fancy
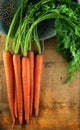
[3,51,15,123]
[34,54,43,117]
[13,54,23,124]
[22,57,30,124]
[28,51,34,116]
[14,89,18,119]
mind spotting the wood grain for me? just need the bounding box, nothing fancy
[0,35,80,130]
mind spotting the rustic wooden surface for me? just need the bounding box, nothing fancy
[0,35,80,130]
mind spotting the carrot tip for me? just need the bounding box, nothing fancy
[35,110,39,117]
[25,117,29,124]
[15,114,17,119]
[19,116,23,125]
[35,113,38,117]
[13,118,16,124]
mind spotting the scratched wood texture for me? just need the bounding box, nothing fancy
[0,35,80,130]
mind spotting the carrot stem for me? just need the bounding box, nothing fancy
[5,0,29,51]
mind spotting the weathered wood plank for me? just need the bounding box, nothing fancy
[0,35,80,130]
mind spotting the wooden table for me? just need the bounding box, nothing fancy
[0,35,80,130]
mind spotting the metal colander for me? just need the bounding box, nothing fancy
[0,0,15,25]
[0,0,21,34]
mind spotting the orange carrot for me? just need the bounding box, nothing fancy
[28,51,34,116]
[22,57,30,124]
[14,88,18,119]
[34,54,43,117]
[13,54,23,124]
[3,51,15,123]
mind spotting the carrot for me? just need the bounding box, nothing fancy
[22,57,30,124]
[34,54,43,117]
[3,51,15,123]
[28,51,34,116]
[13,54,23,124]
[14,88,18,119]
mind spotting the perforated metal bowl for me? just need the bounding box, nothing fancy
[0,0,21,34]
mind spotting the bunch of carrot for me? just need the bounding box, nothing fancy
[3,0,44,124]
[3,50,43,124]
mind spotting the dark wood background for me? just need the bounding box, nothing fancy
[0,35,80,130]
